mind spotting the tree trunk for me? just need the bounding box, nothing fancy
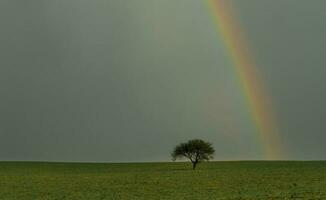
[192,161,197,170]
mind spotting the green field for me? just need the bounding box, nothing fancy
[0,161,326,199]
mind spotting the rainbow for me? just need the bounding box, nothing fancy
[207,0,283,159]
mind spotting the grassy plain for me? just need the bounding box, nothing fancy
[0,161,325,199]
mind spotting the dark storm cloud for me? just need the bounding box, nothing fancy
[0,0,325,161]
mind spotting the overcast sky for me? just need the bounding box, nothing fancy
[1,0,326,162]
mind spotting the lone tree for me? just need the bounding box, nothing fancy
[172,139,215,169]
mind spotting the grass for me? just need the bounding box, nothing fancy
[0,161,326,199]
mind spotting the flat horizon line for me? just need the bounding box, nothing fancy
[0,159,326,164]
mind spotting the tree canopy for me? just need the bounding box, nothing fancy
[172,139,215,169]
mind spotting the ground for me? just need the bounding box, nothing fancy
[0,161,325,199]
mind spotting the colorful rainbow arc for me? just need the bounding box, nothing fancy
[207,0,283,159]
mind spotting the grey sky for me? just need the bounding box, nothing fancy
[0,0,325,162]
